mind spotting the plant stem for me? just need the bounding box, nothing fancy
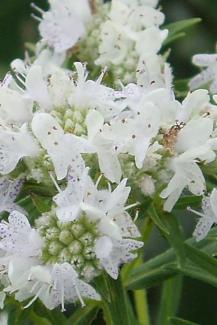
[134,289,150,325]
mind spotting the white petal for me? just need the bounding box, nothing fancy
[193,217,214,241]
[0,88,33,125]
[97,149,122,183]
[95,236,113,259]
[26,65,52,110]
[86,110,104,140]
[32,113,91,180]
[0,124,40,174]
[192,54,217,67]
[136,28,168,55]
[175,117,213,153]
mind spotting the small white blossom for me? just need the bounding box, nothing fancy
[0,177,24,214]
[188,188,217,241]
[0,87,33,126]
[69,63,124,120]
[96,0,166,67]
[53,167,89,222]
[189,53,217,94]
[31,113,94,180]
[95,236,143,279]
[0,211,42,257]
[161,117,217,211]
[33,0,92,53]
[23,263,100,311]
[0,124,40,175]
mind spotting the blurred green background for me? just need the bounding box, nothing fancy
[0,1,217,324]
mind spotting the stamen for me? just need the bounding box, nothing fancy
[31,14,42,22]
[49,172,62,193]
[24,287,44,309]
[95,174,103,188]
[15,74,26,87]
[107,182,112,192]
[75,286,85,308]
[134,210,139,222]
[187,206,205,218]
[96,67,107,84]
[125,202,140,211]
[61,281,65,312]
[31,3,44,14]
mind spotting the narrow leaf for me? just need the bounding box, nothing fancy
[164,18,201,46]
[157,276,183,325]
[169,317,199,325]
[66,303,99,325]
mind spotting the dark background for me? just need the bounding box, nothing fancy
[0,1,217,324]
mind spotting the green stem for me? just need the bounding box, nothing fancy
[134,289,150,325]
[157,275,183,325]
[95,274,138,325]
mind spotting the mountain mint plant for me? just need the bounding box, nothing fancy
[1,0,217,323]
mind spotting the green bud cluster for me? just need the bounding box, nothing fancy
[36,212,101,281]
[52,108,87,136]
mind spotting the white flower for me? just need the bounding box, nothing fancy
[135,27,168,57]
[0,124,40,175]
[96,0,166,66]
[160,158,206,212]
[21,65,71,111]
[188,188,217,241]
[11,47,66,77]
[136,54,173,90]
[0,211,42,257]
[189,53,217,94]
[161,117,217,211]
[100,101,161,169]
[33,0,92,53]
[6,261,100,311]
[120,84,180,128]
[119,0,159,8]
[95,236,143,279]
[54,170,140,241]
[31,113,94,180]
[0,177,24,214]
[69,63,124,120]
[53,167,89,222]
[82,178,140,240]
[177,89,211,123]
[0,87,33,126]
[86,110,122,183]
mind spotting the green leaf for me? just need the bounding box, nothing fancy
[66,303,99,325]
[125,231,217,290]
[157,276,183,325]
[184,243,217,278]
[174,79,190,98]
[29,311,52,325]
[169,317,199,325]
[166,263,217,288]
[95,274,138,325]
[163,18,202,46]
[30,193,52,213]
[147,204,169,235]
[174,195,202,210]
[17,195,41,222]
[33,301,67,325]
[133,257,151,325]
[148,204,185,266]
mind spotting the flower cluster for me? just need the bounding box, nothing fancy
[0,0,217,313]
